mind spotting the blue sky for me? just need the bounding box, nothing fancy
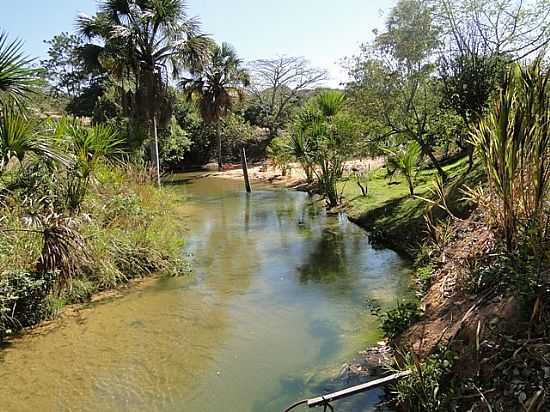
[1,0,396,86]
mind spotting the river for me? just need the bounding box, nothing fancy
[0,175,411,412]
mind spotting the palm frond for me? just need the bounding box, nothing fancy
[0,107,67,172]
[0,32,37,105]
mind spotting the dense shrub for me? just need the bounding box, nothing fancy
[0,271,55,340]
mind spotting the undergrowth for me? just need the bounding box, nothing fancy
[0,162,188,341]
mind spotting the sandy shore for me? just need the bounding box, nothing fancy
[207,158,385,188]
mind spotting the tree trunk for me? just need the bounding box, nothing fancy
[217,123,223,171]
[152,115,161,187]
[407,176,415,196]
[241,146,252,193]
[425,147,448,181]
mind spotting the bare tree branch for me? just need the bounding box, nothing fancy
[247,56,328,137]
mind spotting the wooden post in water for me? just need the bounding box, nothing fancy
[241,146,252,193]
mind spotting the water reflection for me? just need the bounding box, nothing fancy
[0,176,411,412]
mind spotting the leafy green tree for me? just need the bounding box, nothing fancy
[41,33,88,97]
[76,0,210,176]
[159,116,193,171]
[347,0,449,180]
[180,42,249,170]
[219,113,255,161]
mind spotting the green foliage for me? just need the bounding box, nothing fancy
[346,0,456,180]
[159,116,192,171]
[379,300,422,340]
[0,271,55,340]
[415,263,433,295]
[77,0,211,156]
[384,141,422,196]
[0,106,65,173]
[53,118,124,211]
[267,135,293,176]
[0,32,37,106]
[40,32,88,97]
[291,90,359,207]
[180,42,249,169]
[247,56,327,137]
[470,59,550,253]
[391,348,457,411]
[219,113,256,160]
[374,0,440,68]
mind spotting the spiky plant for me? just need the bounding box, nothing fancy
[54,118,124,212]
[291,90,356,207]
[36,212,89,289]
[384,141,422,196]
[470,59,550,252]
[0,107,66,174]
[0,32,36,106]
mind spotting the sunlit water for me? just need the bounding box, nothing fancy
[0,175,411,412]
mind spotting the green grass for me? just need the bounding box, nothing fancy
[340,157,483,255]
[0,163,189,340]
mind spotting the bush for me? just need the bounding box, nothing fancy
[380,300,423,340]
[159,117,193,171]
[0,271,55,340]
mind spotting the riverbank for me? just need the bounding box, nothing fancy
[0,164,188,342]
[336,156,549,411]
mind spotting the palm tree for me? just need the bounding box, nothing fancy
[76,0,211,183]
[0,32,36,106]
[0,33,62,174]
[384,141,422,196]
[291,90,355,208]
[180,42,250,170]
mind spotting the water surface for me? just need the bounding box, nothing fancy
[0,175,411,412]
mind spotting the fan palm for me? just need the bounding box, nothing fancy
[180,42,250,170]
[76,0,211,178]
[0,107,66,175]
[0,32,36,106]
[0,32,65,174]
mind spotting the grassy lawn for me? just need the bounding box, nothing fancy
[340,156,482,255]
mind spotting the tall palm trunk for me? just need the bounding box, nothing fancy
[217,121,223,171]
[140,67,161,184]
[152,115,161,187]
